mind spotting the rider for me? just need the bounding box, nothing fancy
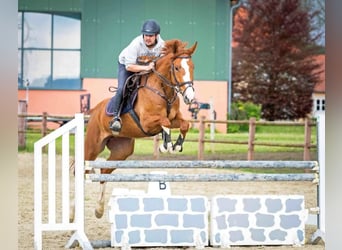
[109,19,165,132]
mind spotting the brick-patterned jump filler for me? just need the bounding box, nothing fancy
[108,188,306,247]
[210,195,306,246]
[108,194,209,248]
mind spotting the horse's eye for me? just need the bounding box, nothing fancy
[174,66,180,71]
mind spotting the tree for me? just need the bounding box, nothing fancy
[304,0,325,47]
[232,0,323,120]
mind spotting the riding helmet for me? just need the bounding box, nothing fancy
[141,19,160,35]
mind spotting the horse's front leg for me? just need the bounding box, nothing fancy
[159,116,190,153]
[171,118,190,152]
[159,126,173,153]
[158,115,189,153]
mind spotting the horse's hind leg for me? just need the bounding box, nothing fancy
[95,182,107,219]
[69,132,107,222]
[94,137,135,219]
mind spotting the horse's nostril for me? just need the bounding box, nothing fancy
[184,96,192,105]
[183,87,195,105]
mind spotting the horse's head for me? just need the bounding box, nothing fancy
[159,40,198,104]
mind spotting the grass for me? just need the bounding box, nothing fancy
[19,125,317,160]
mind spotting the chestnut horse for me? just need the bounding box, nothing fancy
[74,39,198,220]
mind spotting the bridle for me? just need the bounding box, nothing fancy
[170,55,194,94]
[148,55,194,107]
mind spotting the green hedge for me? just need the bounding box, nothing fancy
[228,102,261,133]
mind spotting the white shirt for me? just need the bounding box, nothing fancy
[118,35,165,66]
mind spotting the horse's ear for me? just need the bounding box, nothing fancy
[189,41,198,55]
[173,39,185,54]
[162,39,182,55]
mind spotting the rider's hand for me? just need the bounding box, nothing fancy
[146,61,155,71]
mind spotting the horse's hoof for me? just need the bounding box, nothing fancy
[169,145,177,153]
[69,215,75,223]
[69,200,75,223]
[95,209,104,219]
[173,145,183,152]
[159,144,168,153]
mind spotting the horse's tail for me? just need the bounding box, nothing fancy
[69,159,75,176]
[87,107,96,115]
[85,97,112,126]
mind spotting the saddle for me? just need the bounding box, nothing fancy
[105,73,144,116]
[106,55,157,117]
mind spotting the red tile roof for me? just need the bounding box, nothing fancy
[313,54,325,93]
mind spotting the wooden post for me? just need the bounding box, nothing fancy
[303,117,311,161]
[247,117,256,160]
[42,112,48,137]
[198,116,205,160]
[42,112,48,153]
[18,100,27,149]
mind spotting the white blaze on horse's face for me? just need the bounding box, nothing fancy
[180,58,195,104]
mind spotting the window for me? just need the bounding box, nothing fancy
[315,98,325,112]
[316,99,320,111]
[18,12,81,90]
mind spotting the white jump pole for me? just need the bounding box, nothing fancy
[311,113,325,243]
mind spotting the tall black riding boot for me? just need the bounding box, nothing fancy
[109,92,123,132]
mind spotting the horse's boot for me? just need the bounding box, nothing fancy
[109,92,123,132]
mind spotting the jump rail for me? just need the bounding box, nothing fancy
[87,173,316,182]
[86,160,318,169]
[86,160,318,183]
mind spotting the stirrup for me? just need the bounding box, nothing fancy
[109,117,122,132]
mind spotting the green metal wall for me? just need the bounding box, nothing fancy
[19,0,231,81]
[18,0,82,12]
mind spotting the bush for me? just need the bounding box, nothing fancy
[228,102,261,133]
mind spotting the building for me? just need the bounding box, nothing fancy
[18,0,239,133]
[312,54,325,117]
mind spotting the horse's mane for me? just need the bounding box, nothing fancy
[161,39,193,58]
